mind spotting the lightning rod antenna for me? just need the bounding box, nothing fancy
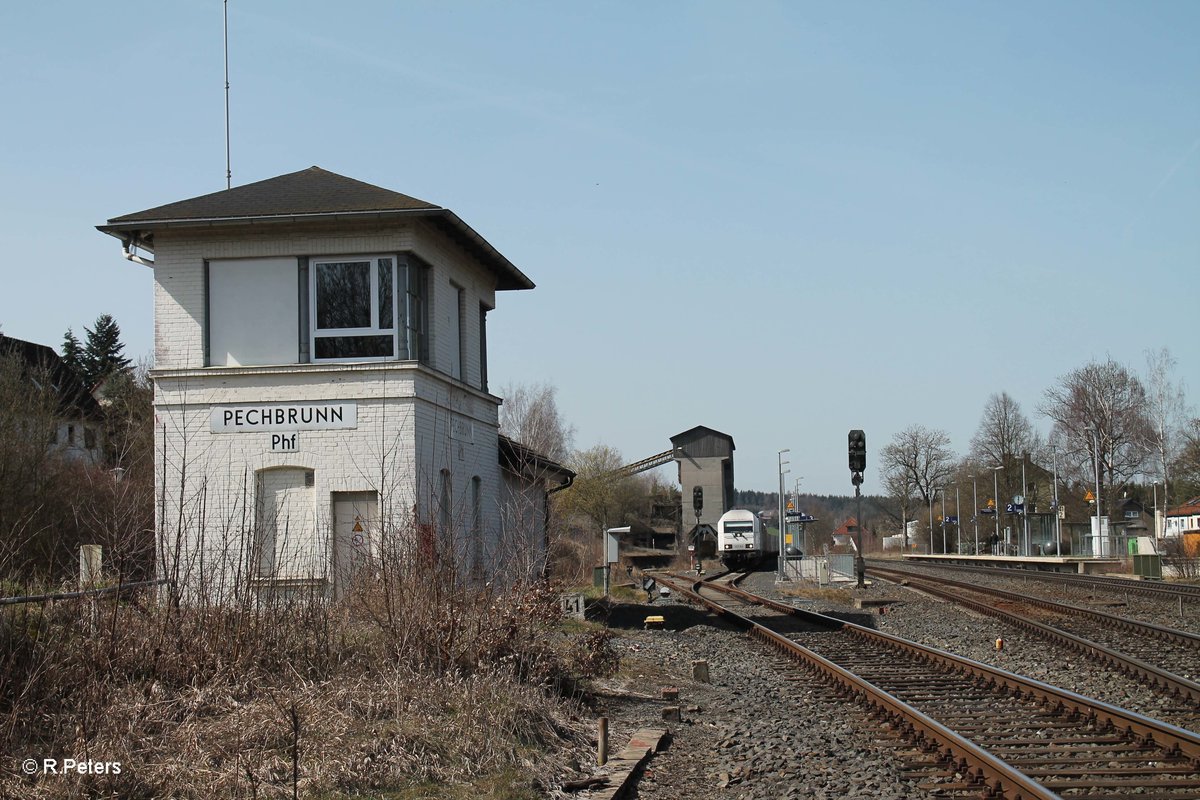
[224,0,232,189]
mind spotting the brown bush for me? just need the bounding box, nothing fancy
[0,560,611,798]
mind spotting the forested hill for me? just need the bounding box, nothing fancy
[734,490,899,526]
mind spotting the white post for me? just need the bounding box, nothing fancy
[79,545,102,590]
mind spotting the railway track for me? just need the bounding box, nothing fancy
[658,571,1200,799]
[874,559,1200,605]
[868,564,1200,732]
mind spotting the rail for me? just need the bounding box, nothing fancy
[869,564,1200,706]
[658,571,1200,796]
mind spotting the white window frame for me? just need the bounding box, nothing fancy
[309,254,398,363]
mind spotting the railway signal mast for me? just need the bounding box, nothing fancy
[848,430,867,588]
[692,486,704,573]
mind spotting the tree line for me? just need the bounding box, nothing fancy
[877,349,1198,552]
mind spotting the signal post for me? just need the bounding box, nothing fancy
[848,430,867,588]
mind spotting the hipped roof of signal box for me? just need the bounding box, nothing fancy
[98,166,535,291]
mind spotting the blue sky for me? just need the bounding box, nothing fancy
[1,1,1196,495]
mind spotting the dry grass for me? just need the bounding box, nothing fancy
[1,575,616,799]
[775,585,856,604]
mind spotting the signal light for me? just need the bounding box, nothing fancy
[848,429,866,473]
[692,486,703,514]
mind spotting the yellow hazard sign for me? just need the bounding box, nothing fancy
[352,515,364,533]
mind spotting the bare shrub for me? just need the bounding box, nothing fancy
[1163,536,1199,580]
[1,567,603,797]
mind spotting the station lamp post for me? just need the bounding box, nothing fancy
[1086,427,1103,556]
[1051,446,1062,554]
[955,484,962,555]
[1152,481,1162,541]
[940,487,948,555]
[928,488,937,555]
[777,449,789,580]
[1022,456,1033,557]
[991,465,1003,553]
[969,475,979,555]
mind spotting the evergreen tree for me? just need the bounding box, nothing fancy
[60,328,85,384]
[82,314,132,387]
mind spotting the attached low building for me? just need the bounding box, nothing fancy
[100,166,567,601]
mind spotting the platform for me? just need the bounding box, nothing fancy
[901,553,1125,574]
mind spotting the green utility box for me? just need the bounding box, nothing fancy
[1133,554,1162,580]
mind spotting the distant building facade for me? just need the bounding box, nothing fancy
[0,334,104,465]
[1165,497,1200,538]
[100,167,568,600]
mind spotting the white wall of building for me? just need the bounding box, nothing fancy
[149,219,516,601]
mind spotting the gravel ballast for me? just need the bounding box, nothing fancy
[557,566,1200,798]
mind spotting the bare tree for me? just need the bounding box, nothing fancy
[558,445,644,531]
[970,392,1043,468]
[498,382,575,462]
[1040,358,1153,515]
[1144,347,1189,513]
[880,425,955,549]
[880,462,918,550]
[1173,417,1200,501]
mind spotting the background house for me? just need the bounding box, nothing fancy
[0,334,104,465]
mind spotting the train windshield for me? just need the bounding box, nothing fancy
[724,522,754,537]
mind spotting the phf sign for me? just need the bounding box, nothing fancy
[210,403,358,433]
